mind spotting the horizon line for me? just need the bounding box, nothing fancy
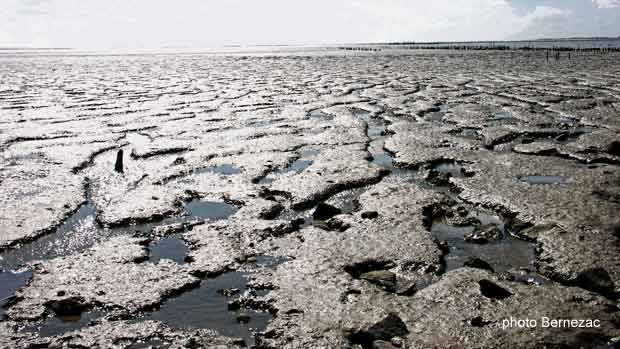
[2,35,619,51]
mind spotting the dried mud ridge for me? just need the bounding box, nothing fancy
[1,50,620,348]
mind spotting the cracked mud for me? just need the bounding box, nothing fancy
[1,49,619,348]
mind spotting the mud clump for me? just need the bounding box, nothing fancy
[573,268,616,298]
[312,202,342,221]
[478,279,513,300]
[607,141,620,157]
[44,296,91,318]
[345,260,396,279]
[347,313,409,349]
[259,203,284,220]
[361,211,379,220]
[464,257,494,272]
[464,224,502,244]
[359,270,397,292]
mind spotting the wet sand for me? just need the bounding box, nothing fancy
[1,49,619,348]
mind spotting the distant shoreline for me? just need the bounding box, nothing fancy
[355,36,620,46]
[2,36,619,51]
[0,47,72,51]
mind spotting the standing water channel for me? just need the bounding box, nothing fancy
[350,106,539,282]
[0,191,275,342]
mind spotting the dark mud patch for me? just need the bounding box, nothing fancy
[143,271,272,347]
[478,279,513,300]
[344,260,396,279]
[347,313,409,349]
[345,260,399,293]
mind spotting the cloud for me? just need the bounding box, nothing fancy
[0,0,614,49]
[592,0,620,8]
[351,1,570,42]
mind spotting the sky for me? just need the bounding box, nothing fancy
[1,0,619,48]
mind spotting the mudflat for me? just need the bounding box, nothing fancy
[1,49,619,348]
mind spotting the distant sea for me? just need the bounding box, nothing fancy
[1,38,619,57]
[367,37,620,50]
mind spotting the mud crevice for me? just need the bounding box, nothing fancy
[71,144,123,174]
[291,172,389,211]
[129,146,194,160]
[2,134,78,150]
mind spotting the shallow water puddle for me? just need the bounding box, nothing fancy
[144,271,272,347]
[16,257,282,343]
[424,103,448,122]
[258,149,319,184]
[493,127,592,153]
[450,127,481,140]
[193,164,242,176]
[553,127,593,144]
[148,236,187,264]
[0,199,237,316]
[325,187,366,214]
[516,175,571,185]
[491,110,515,121]
[0,269,32,319]
[22,310,106,338]
[431,160,468,178]
[430,208,536,273]
[0,200,98,272]
[492,142,516,152]
[252,255,289,269]
[183,200,238,221]
[352,108,386,138]
[307,109,334,120]
[300,148,320,158]
[285,159,313,173]
[352,108,416,180]
[0,200,236,271]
